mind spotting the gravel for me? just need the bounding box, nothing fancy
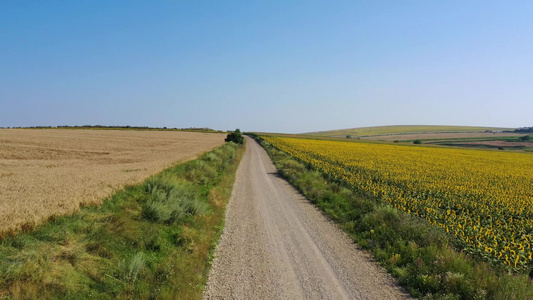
[203,137,411,300]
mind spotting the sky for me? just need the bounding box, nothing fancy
[1,1,532,133]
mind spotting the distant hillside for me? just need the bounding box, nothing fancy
[305,125,513,137]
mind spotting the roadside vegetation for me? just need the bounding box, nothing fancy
[0,141,244,299]
[224,128,245,144]
[250,134,533,300]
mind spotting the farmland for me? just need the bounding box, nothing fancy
[362,132,522,142]
[263,136,533,271]
[303,125,532,151]
[305,125,512,138]
[0,129,225,235]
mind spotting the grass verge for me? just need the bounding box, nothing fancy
[0,141,244,300]
[252,135,533,300]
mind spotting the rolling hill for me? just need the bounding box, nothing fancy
[305,125,513,138]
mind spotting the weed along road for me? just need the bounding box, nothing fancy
[203,137,409,300]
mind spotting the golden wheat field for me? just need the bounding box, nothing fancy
[0,129,225,235]
[264,136,533,271]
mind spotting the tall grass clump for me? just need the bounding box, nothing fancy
[255,136,533,300]
[119,252,146,291]
[142,176,208,223]
[0,141,243,299]
[184,160,218,185]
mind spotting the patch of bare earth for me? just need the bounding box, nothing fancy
[0,129,225,234]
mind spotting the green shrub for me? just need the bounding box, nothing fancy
[119,252,146,285]
[184,160,218,185]
[519,135,531,142]
[225,129,244,144]
[203,152,223,168]
[142,178,206,223]
[142,200,178,223]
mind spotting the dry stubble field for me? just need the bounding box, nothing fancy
[0,129,225,235]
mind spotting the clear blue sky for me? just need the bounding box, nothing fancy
[2,1,532,133]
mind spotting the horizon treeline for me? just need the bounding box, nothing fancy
[1,125,224,132]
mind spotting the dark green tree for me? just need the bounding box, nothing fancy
[225,129,244,144]
[519,135,531,142]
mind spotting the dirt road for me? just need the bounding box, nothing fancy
[203,137,409,299]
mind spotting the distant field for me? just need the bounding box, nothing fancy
[363,132,521,141]
[433,140,533,151]
[0,129,225,235]
[305,125,513,137]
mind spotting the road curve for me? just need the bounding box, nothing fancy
[203,137,410,300]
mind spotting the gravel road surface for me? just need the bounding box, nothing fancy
[203,137,410,300]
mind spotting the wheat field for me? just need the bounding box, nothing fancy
[0,129,225,235]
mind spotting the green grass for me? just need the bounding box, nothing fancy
[257,136,533,300]
[305,125,513,137]
[0,142,244,300]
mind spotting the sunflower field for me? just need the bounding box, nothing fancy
[263,136,533,271]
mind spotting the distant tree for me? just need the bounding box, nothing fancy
[225,129,244,144]
[519,135,531,142]
[413,140,422,144]
[515,127,533,133]
[346,135,352,139]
